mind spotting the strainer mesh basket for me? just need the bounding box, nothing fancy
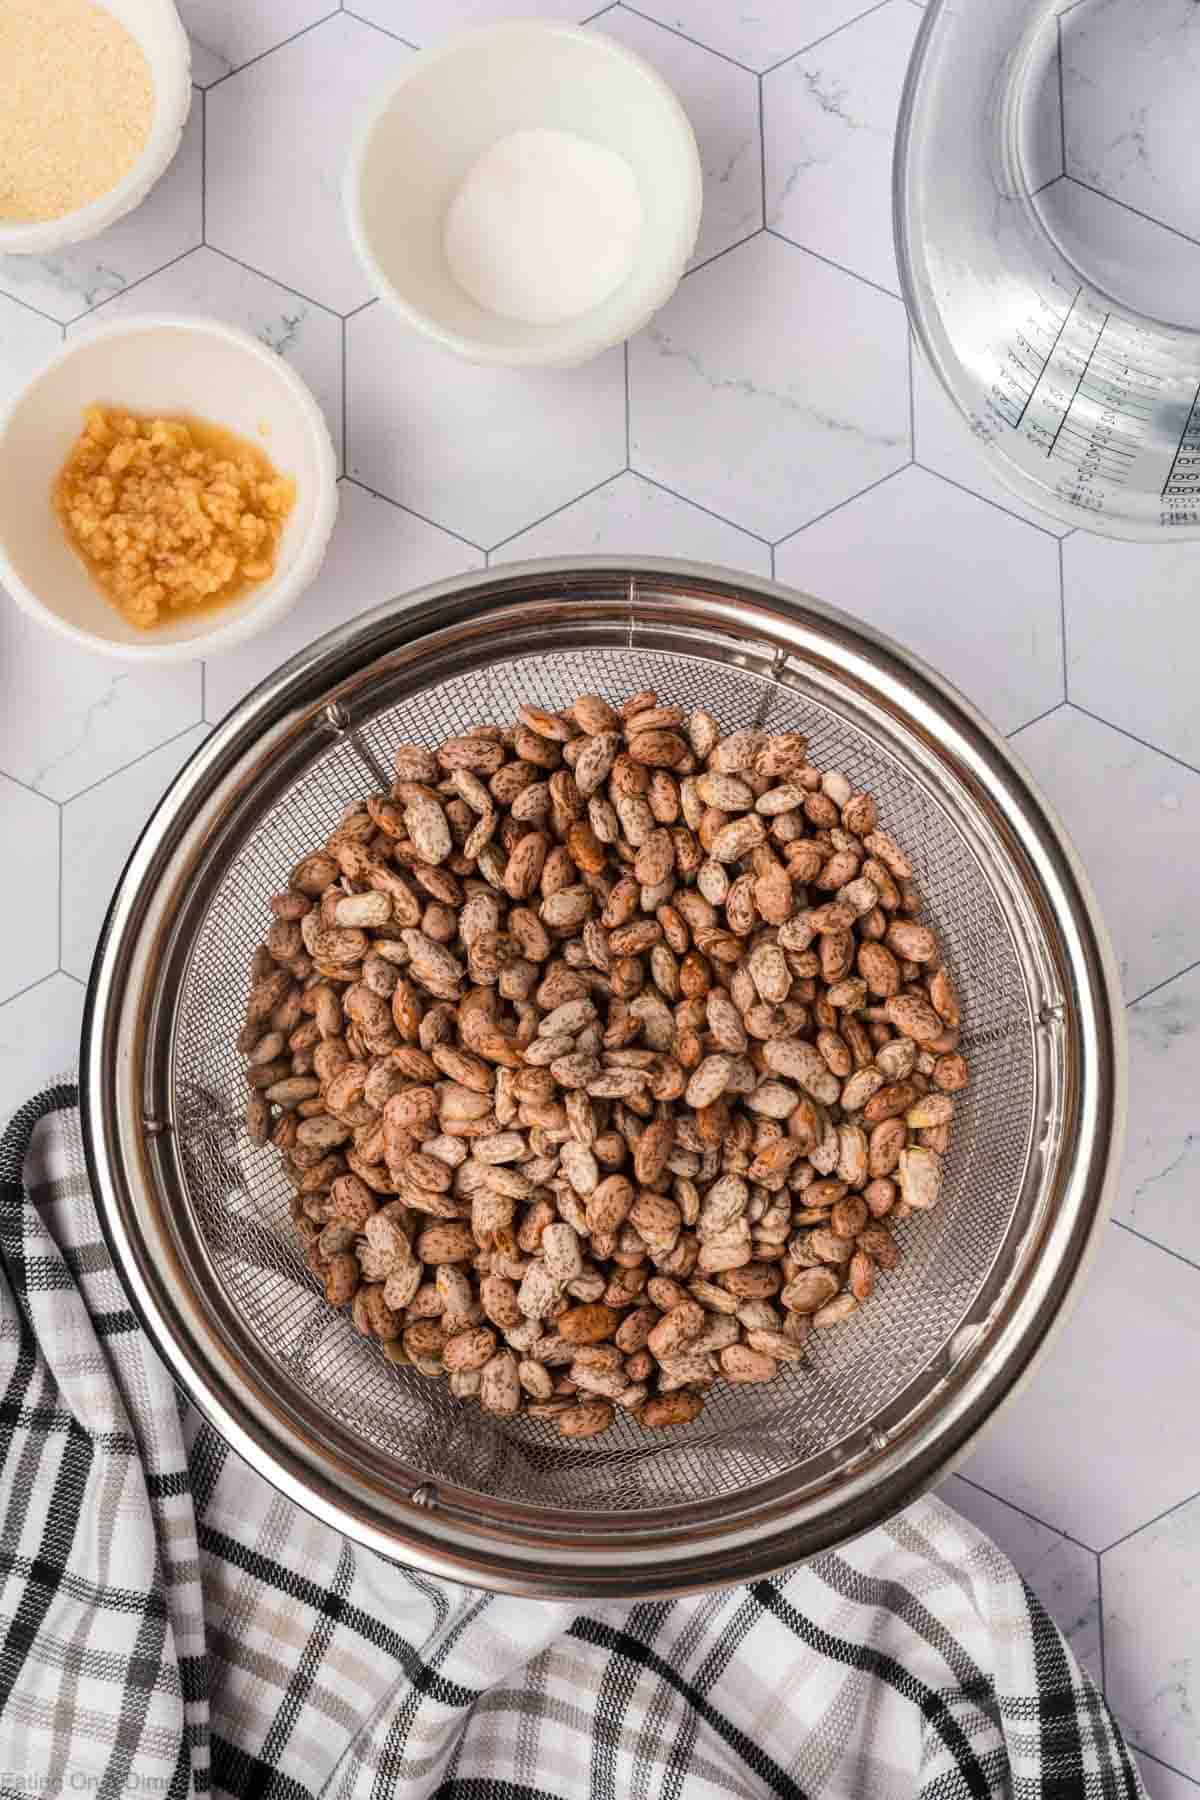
[171,643,1034,1516]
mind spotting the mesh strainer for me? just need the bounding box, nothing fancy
[81,560,1123,1598]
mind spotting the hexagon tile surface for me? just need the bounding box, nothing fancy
[206,14,412,313]
[775,465,1063,735]
[629,232,910,539]
[763,0,923,295]
[1,0,1200,1757]
[1009,708,1200,1002]
[347,303,626,547]
[0,777,58,1002]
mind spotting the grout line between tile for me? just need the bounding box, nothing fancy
[908,459,1067,540]
[758,0,896,75]
[906,330,916,457]
[341,478,487,555]
[487,470,627,555]
[342,7,419,48]
[1,970,64,1011]
[1128,1744,1200,1791]
[204,11,343,92]
[341,317,349,478]
[631,470,773,545]
[60,722,208,810]
[617,4,758,73]
[1068,703,1200,781]
[1064,174,1200,254]
[764,228,903,303]
[772,463,912,546]
[65,245,201,328]
[758,72,768,229]
[206,246,344,321]
[580,0,620,21]
[1127,956,1200,1010]
[0,285,66,330]
[623,341,631,467]
[200,88,207,244]
[57,809,63,970]
[683,229,764,282]
[1096,1553,1107,1694]
[1059,538,1068,700]
[1056,14,1067,179]
[1110,1220,1200,1279]
[1006,701,1065,740]
[910,453,1072,536]
[1101,1482,1200,1554]
[0,770,63,805]
[951,1472,1100,1552]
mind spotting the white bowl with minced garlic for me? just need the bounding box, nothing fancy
[0,316,339,663]
[0,0,191,256]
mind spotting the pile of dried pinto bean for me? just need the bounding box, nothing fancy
[239,689,967,1438]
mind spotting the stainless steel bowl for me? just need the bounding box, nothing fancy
[81,559,1124,1598]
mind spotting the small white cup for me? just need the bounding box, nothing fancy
[0,316,339,663]
[345,20,703,368]
[0,0,192,257]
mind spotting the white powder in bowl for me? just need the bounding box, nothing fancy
[443,126,644,327]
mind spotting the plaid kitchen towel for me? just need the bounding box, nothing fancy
[0,1088,1145,1800]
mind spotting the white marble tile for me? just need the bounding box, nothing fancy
[0,604,201,803]
[962,1222,1200,1549]
[1104,1494,1200,1782]
[1009,708,1200,1001]
[910,343,1074,538]
[1133,1752,1200,1800]
[940,1475,1103,1687]
[0,975,85,1126]
[61,726,210,982]
[1061,0,1200,243]
[494,469,771,571]
[348,0,596,41]
[347,304,625,547]
[599,8,762,272]
[1063,534,1200,772]
[763,0,921,295]
[206,15,412,314]
[0,296,61,408]
[628,232,909,539]
[0,103,203,326]
[179,0,335,87]
[1138,1760,1200,1799]
[0,777,58,1004]
[1119,964,1200,1267]
[204,479,482,720]
[775,465,1063,734]
[623,0,882,72]
[1035,179,1200,334]
[69,246,345,472]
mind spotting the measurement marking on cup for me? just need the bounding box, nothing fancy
[1047,312,1109,458]
[1162,379,1200,500]
[1000,287,1081,431]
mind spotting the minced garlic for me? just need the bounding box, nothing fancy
[54,408,296,631]
[0,0,154,224]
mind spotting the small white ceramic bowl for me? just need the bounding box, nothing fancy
[0,316,339,663]
[0,0,192,258]
[345,20,703,368]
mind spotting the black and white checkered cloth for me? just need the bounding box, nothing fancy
[0,1087,1145,1800]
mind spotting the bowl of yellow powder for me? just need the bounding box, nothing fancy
[0,315,339,661]
[0,0,191,255]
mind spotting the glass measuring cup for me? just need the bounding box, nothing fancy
[896,0,1200,539]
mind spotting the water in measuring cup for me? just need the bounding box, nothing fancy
[901,0,1200,536]
[1021,0,1200,523]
